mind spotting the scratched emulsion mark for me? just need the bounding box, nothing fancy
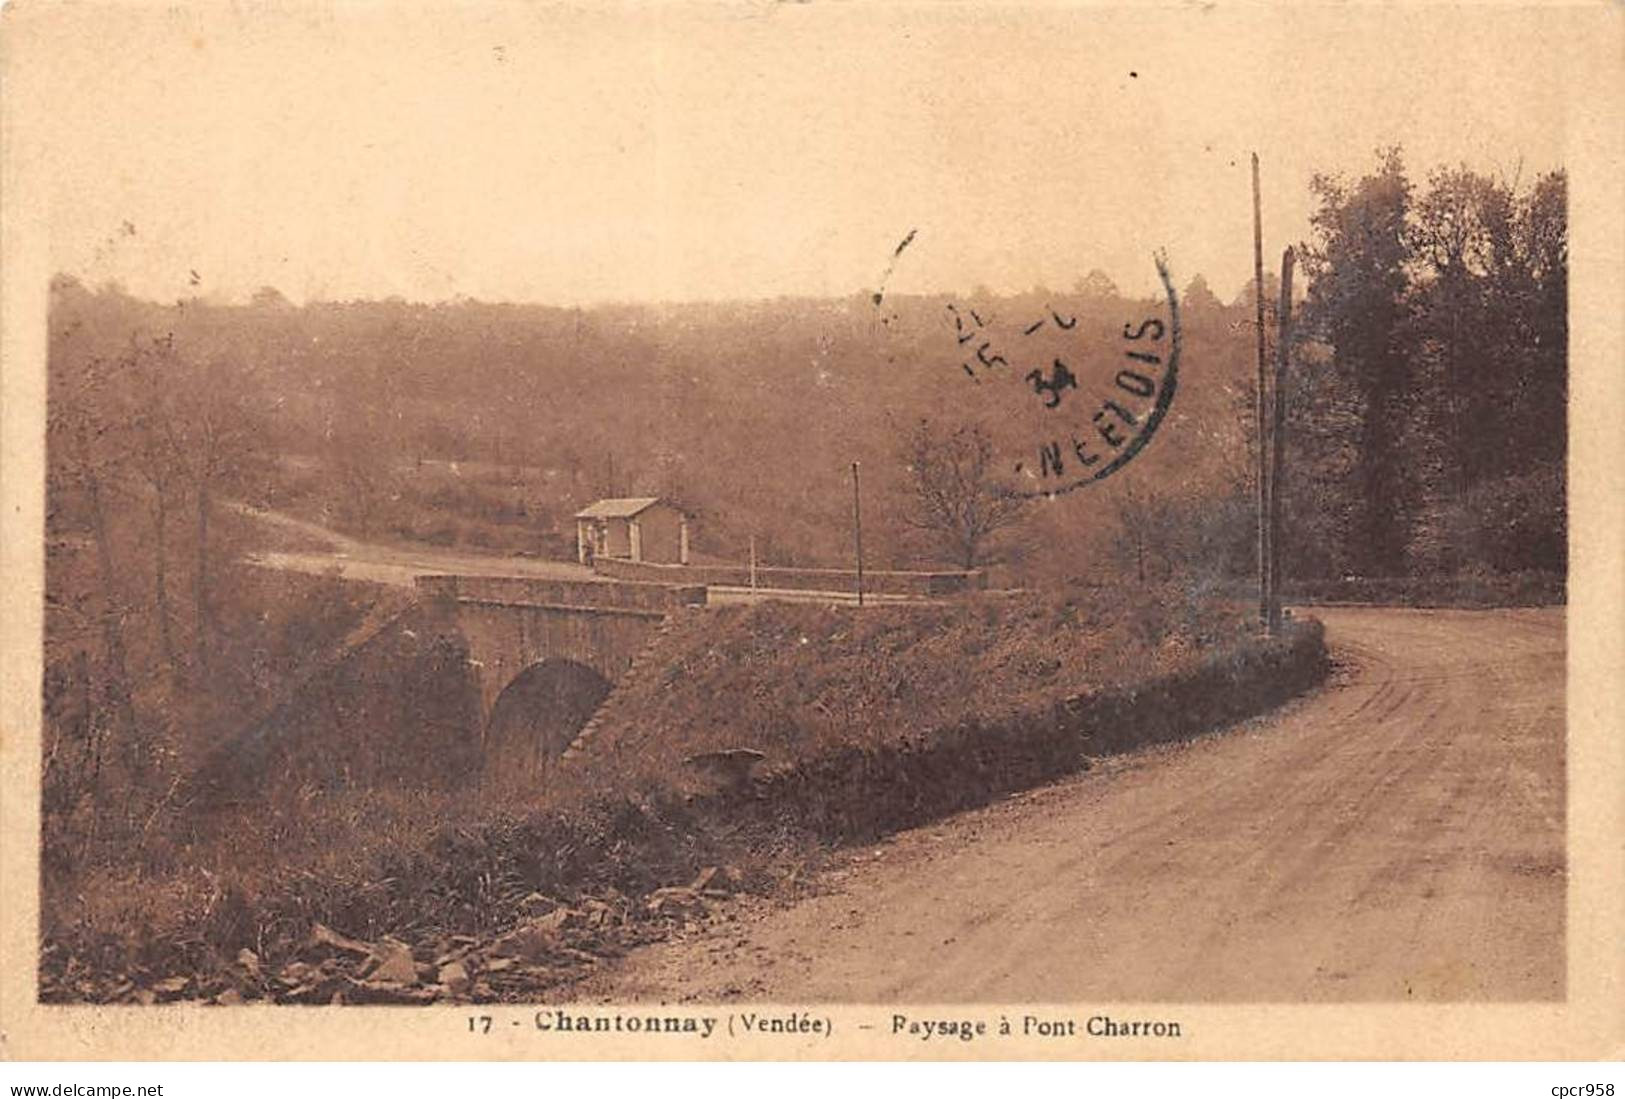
[948,252,1182,498]
[871,228,919,317]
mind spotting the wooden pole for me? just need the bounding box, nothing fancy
[1268,247,1296,635]
[851,461,865,607]
[749,534,758,592]
[1251,152,1270,631]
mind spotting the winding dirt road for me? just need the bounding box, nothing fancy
[588,607,1566,1003]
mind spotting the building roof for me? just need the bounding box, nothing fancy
[574,496,666,520]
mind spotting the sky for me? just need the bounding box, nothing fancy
[6,2,1579,308]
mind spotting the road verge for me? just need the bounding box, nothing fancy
[697,617,1330,843]
[42,615,1328,1004]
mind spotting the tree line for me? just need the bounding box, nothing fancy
[1288,151,1566,581]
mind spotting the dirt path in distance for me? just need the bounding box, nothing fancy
[229,502,595,587]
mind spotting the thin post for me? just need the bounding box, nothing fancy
[1251,152,1270,630]
[1268,247,1296,635]
[851,461,865,607]
[749,535,758,592]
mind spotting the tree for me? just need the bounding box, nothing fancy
[1299,147,1418,577]
[1110,481,1177,585]
[1292,152,1566,581]
[1229,271,1281,312]
[123,336,187,674]
[1181,274,1223,315]
[45,344,144,818]
[1412,167,1566,572]
[1412,166,1503,495]
[250,285,292,309]
[172,356,262,671]
[1519,170,1567,471]
[899,418,1026,569]
[1073,269,1120,299]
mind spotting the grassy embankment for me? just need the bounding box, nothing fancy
[1283,570,1564,608]
[41,586,1327,1003]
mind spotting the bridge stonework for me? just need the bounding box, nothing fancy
[194,574,707,804]
[414,574,707,728]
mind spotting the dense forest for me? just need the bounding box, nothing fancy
[1287,152,1567,582]
[48,154,1566,588]
[47,262,1268,578]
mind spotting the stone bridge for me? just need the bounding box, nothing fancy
[197,574,706,805]
[415,574,707,780]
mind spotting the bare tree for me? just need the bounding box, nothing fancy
[899,418,1026,570]
[1109,480,1178,585]
[172,358,259,673]
[46,348,142,819]
[125,336,186,675]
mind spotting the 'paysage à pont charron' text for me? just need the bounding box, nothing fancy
[890,1014,1183,1042]
[505,1011,1182,1043]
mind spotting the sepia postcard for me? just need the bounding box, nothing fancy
[1,0,1621,1063]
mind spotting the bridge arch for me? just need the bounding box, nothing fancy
[483,658,612,780]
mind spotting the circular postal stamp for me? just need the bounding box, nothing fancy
[946,252,1182,498]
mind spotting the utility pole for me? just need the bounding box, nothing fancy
[1251,152,1270,632]
[749,534,758,593]
[851,460,865,607]
[1268,247,1296,635]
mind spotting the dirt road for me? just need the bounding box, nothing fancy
[588,607,1566,1002]
[232,504,932,604]
[230,502,596,587]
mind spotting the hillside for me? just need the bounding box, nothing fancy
[564,587,1244,799]
[48,277,1260,582]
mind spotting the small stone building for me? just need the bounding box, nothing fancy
[574,497,691,566]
